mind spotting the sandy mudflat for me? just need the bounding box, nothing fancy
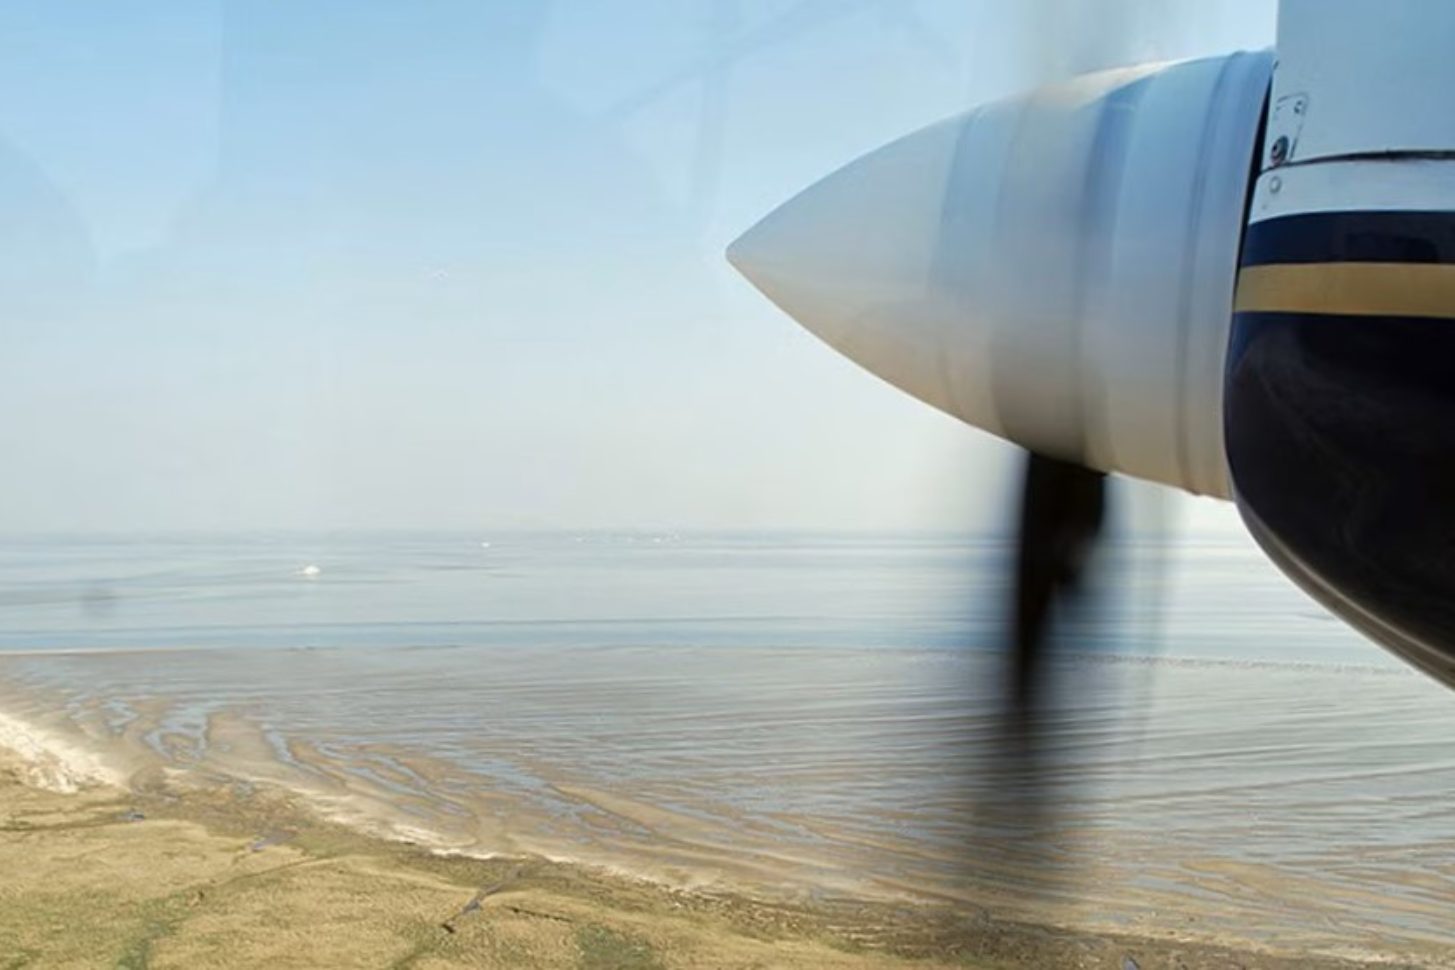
[0,749,1428,970]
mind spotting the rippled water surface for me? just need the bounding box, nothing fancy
[0,532,1451,958]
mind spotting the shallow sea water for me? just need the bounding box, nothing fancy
[0,531,1450,958]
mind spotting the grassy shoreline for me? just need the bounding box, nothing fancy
[0,749,1429,969]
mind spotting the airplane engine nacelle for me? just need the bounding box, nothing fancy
[732,0,1455,691]
[1225,0,1455,686]
[729,51,1273,499]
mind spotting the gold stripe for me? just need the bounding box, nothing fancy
[1234,262,1455,319]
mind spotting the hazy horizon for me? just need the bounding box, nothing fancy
[1,0,1275,536]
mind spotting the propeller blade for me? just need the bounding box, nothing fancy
[990,451,1115,905]
[1010,451,1107,711]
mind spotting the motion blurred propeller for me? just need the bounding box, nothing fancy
[1009,453,1105,714]
[730,0,1455,894]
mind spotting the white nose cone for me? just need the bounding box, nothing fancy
[728,53,1273,499]
[727,66,1159,461]
[728,114,971,420]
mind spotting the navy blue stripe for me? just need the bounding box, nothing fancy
[1228,311,1455,392]
[1241,210,1455,267]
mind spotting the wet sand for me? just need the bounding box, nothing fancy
[0,748,1430,970]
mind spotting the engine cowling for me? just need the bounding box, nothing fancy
[1224,0,1455,687]
[728,51,1273,499]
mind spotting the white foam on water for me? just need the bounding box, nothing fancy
[0,709,120,794]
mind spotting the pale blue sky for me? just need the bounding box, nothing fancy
[0,0,1275,534]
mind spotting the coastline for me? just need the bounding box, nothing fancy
[0,734,1436,970]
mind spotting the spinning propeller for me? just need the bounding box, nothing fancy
[730,0,1455,752]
